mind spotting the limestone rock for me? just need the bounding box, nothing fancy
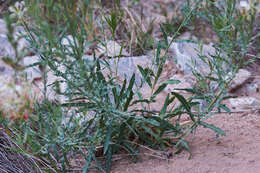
[14,26,29,53]
[82,55,152,87]
[0,19,7,36]
[0,27,29,59]
[229,97,260,110]
[169,37,220,74]
[107,56,151,85]
[23,56,42,80]
[245,83,259,95]
[0,36,15,58]
[229,69,251,91]
[97,40,129,57]
[61,35,78,53]
[0,58,14,76]
[0,76,36,119]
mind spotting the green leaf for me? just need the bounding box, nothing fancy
[155,63,163,81]
[114,117,133,152]
[176,139,192,159]
[199,121,226,136]
[61,102,96,108]
[130,99,151,106]
[218,104,231,113]
[91,152,106,173]
[123,90,134,111]
[138,65,152,88]
[116,79,127,108]
[112,87,118,106]
[163,79,181,85]
[174,88,198,94]
[142,126,161,141]
[141,117,161,127]
[171,92,191,113]
[105,147,113,173]
[148,116,178,132]
[123,141,137,163]
[171,92,195,121]
[160,24,168,45]
[155,42,162,64]
[153,84,167,98]
[82,153,92,173]
[126,74,135,94]
[160,94,169,117]
[104,125,113,154]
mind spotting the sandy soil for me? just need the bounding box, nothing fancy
[111,111,260,173]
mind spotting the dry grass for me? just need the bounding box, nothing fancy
[0,129,42,173]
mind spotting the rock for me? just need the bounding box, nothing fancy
[239,1,250,11]
[33,67,67,103]
[14,26,29,53]
[0,36,15,58]
[23,56,42,80]
[61,35,78,53]
[0,19,7,36]
[0,59,14,76]
[0,76,36,120]
[169,36,222,74]
[97,40,129,57]
[245,83,259,95]
[0,27,29,59]
[107,56,152,85]
[229,69,251,91]
[229,97,260,110]
[83,55,152,87]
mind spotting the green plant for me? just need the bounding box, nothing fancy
[1,0,259,173]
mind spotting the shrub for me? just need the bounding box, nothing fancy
[0,0,258,172]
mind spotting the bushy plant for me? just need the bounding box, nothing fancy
[0,0,259,172]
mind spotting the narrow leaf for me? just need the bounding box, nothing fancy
[138,65,152,88]
[104,125,113,154]
[163,79,181,85]
[160,94,169,117]
[153,84,167,98]
[171,92,191,113]
[199,121,226,136]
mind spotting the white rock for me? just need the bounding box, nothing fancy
[23,56,42,80]
[0,27,29,59]
[0,19,7,36]
[0,36,15,58]
[229,69,251,90]
[97,40,129,57]
[0,76,36,119]
[0,59,14,76]
[240,1,250,11]
[246,83,259,95]
[14,26,29,53]
[169,36,222,74]
[34,68,67,103]
[82,55,95,61]
[61,35,78,53]
[229,97,260,110]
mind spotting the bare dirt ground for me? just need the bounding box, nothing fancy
[111,111,260,173]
